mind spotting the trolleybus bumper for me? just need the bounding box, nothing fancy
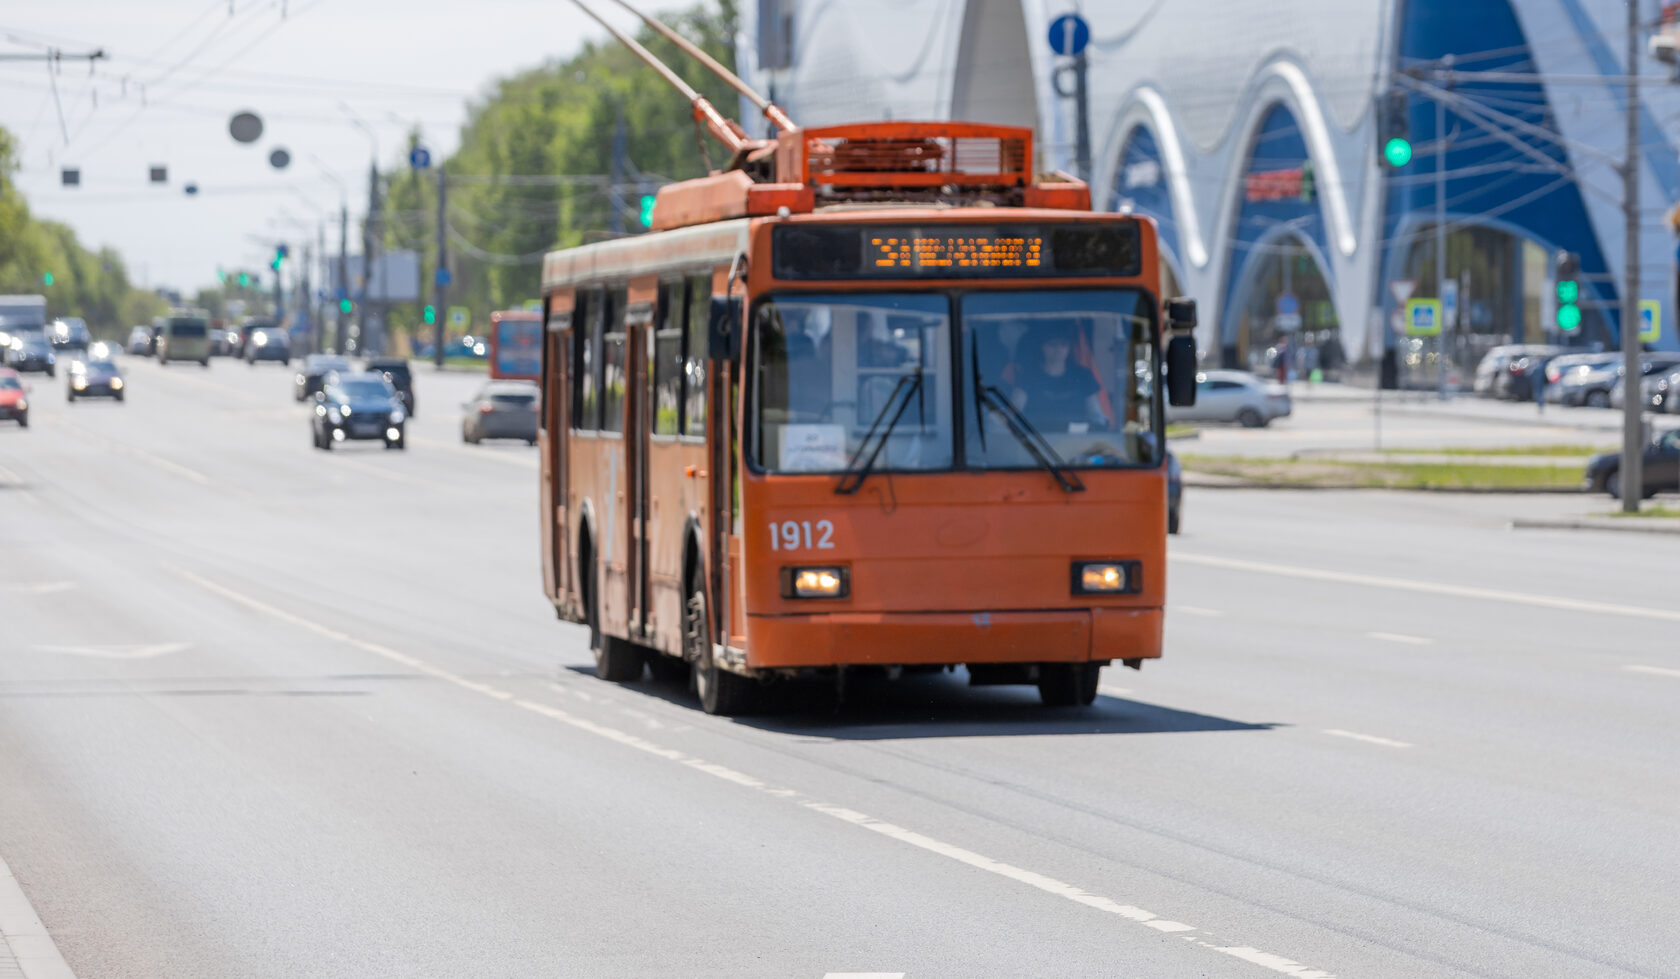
[744,607,1162,669]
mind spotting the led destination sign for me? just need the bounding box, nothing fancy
[772,224,1141,280]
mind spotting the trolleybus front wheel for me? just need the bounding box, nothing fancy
[686,587,756,716]
[1038,663,1100,707]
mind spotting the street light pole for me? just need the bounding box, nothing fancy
[1620,0,1643,513]
[342,104,382,355]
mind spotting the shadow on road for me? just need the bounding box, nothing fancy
[571,664,1281,740]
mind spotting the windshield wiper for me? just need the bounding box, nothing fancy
[978,384,1085,493]
[836,370,923,495]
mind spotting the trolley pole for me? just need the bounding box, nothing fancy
[433,166,448,369]
[1620,0,1643,513]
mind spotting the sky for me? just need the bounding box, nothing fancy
[0,0,650,294]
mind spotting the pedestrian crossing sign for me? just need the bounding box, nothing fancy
[1405,298,1442,337]
[447,306,470,330]
[1639,299,1660,343]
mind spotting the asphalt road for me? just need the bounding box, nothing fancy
[1,353,1676,978]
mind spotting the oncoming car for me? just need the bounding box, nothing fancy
[245,324,291,364]
[0,368,28,426]
[295,354,351,401]
[66,354,124,402]
[311,371,407,450]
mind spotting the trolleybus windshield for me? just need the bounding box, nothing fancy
[750,288,1160,475]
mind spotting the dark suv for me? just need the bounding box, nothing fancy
[294,354,351,401]
[364,357,415,417]
[311,371,407,450]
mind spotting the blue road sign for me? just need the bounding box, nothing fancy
[1047,13,1090,57]
[434,267,452,287]
[409,146,432,169]
[1405,298,1442,338]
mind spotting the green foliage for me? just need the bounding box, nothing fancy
[0,126,167,336]
[381,2,738,331]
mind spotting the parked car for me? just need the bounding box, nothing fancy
[311,371,407,450]
[1476,344,1559,398]
[461,380,539,444]
[245,322,291,365]
[1500,351,1561,401]
[66,353,124,402]
[1167,451,1182,535]
[6,333,56,376]
[294,354,351,401]
[1583,429,1680,498]
[364,356,414,417]
[1165,369,1291,427]
[1543,353,1619,404]
[49,318,91,354]
[0,368,28,427]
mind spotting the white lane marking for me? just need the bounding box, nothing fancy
[1096,685,1132,698]
[1175,552,1680,624]
[1213,945,1336,978]
[175,568,1338,979]
[49,420,210,485]
[0,849,78,979]
[0,582,75,595]
[0,461,23,485]
[823,974,904,978]
[1365,632,1433,646]
[1172,605,1225,618]
[1322,729,1413,749]
[34,642,189,660]
[1624,664,1680,679]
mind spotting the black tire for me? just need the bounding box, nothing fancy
[321,429,334,451]
[66,390,75,403]
[385,437,405,451]
[1168,509,1180,535]
[114,391,124,402]
[16,412,26,429]
[585,561,642,683]
[1606,470,1621,499]
[526,437,537,446]
[1237,407,1264,428]
[46,366,54,378]
[200,359,209,368]
[1038,663,1100,707]
[686,585,756,715]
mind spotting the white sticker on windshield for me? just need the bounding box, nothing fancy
[779,424,848,472]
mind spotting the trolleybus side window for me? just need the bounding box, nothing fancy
[683,274,709,438]
[572,290,600,431]
[749,293,953,474]
[652,281,685,436]
[601,286,628,434]
[960,289,1160,469]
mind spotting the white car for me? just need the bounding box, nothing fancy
[1166,369,1291,427]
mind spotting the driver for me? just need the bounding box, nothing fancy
[1009,322,1109,432]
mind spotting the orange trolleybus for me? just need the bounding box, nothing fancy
[536,3,1197,714]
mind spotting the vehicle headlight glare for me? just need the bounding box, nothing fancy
[109,377,123,390]
[254,332,268,346]
[787,566,847,599]
[1074,561,1134,594]
[390,408,405,423]
[340,404,352,416]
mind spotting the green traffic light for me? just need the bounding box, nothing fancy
[339,299,353,314]
[1556,280,1579,304]
[42,271,53,286]
[216,267,227,283]
[423,305,436,325]
[1383,137,1413,167]
[638,195,656,229]
[1557,303,1582,331]
[239,273,250,287]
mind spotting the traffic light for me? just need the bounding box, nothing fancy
[638,194,656,229]
[270,245,287,272]
[239,272,251,288]
[1377,91,1412,167]
[339,298,353,315]
[1555,251,1581,331]
[42,271,53,286]
[216,266,227,283]
[423,305,436,325]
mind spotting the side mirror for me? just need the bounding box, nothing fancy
[707,295,742,362]
[1164,298,1198,408]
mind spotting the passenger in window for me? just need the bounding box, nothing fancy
[1010,322,1109,432]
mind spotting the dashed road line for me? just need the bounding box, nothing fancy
[0,582,75,596]
[0,848,77,979]
[175,566,1340,979]
[822,973,904,978]
[1322,729,1413,749]
[1624,664,1680,680]
[45,419,209,485]
[1172,605,1226,618]
[1175,551,1680,624]
[1365,632,1433,646]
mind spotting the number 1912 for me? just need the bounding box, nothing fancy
[769,519,834,551]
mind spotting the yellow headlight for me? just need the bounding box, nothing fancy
[72,377,87,390]
[1075,562,1130,593]
[787,566,847,599]
[109,377,123,390]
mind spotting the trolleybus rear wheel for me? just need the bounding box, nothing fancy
[586,560,643,683]
[1038,663,1100,707]
[686,587,755,716]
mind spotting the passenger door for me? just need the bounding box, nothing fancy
[625,298,654,640]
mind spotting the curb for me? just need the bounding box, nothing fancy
[0,853,75,979]
[1510,517,1680,535]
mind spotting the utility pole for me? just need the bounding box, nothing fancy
[273,247,284,322]
[433,166,448,368]
[299,243,312,347]
[1620,0,1643,513]
[1435,61,1451,400]
[337,204,349,354]
[360,162,379,355]
[315,222,326,354]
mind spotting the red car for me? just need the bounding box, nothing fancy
[0,368,29,427]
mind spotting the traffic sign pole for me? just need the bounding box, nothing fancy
[1048,14,1092,183]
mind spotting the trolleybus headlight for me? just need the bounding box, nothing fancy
[1073,561,1139,595]
[782,566,848,599]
